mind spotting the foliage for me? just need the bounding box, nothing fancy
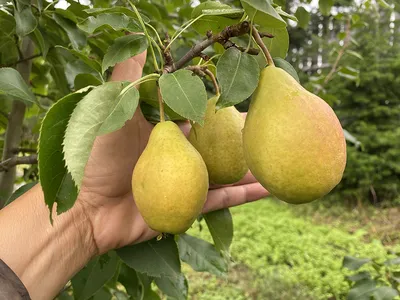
[343,255,400,300]
[332,44,400,205]
[186,199,399,300]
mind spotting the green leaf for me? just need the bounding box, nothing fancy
[338,66,360,85]
[0,11,16,36]
[216,48,260,108]
[118,264,142,299]
[343,256,371,270]
[83,7,150,23]
[53,13,87,50]
[203,209,233,256]
[0,68,36,104]
[65,60,100,88]
[117,237,181,279]
[191,1,231,17]
[347,279,377,300]
[372,287,399,300]
[65,0,89,19]
[346,271,371,283]
[177,234,227,277]
[154,274,188,300]
[202,8,244,18]
[319,0,333,16]
[97,85,139,135]
[139,80,185,121]
[138,0,162,21]
[240,0,286,29]
[55,8,79,23]
[191,1,237,34]
[57,289,74,300]
[63,82,126,188]
[274,6,297,22]
[78,14,141,34]
[72,251,119,300]
[273,58,300,83]
[137,273,160,300]
[295,7,310,29]
[142,289,160,300]
[57,46,102,74]
[91,288,112,300]
[46,49,71,97]
[378,0,392,9]
[39,88,92,214]
[30,28,49,58]
[4,182,37,206]
[159,69,207,125]
[15,7,37,37]
[384,257,400,265]
[346,50,364,60]
[93,0,112,8]
[74,74,102,90]
[102,35,148,73]
[262,26,289,58]
[0,12,17,65]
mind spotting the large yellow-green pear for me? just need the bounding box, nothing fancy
[243,66,346,204]
[132,121,209,234]
[188,96,248,184]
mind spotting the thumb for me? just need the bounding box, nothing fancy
[110,50,147,82]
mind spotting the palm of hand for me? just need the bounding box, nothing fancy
[77,54,268,255]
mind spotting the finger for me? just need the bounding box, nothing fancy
[209,171,258,189]
[110,51,147,82]
[202,183,269,213]
[108,51,151,129]
[176,120,191,137]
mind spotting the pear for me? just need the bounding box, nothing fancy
[132,121,209,234]
[188,96,248,184]
[243,66,346,204]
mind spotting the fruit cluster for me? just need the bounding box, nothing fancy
[132,66,347,234]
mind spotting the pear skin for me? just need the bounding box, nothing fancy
[243,66,346,204]
[188,96,248,184]
[132,121,209,234]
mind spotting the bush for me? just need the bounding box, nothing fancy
[188,199,396,299]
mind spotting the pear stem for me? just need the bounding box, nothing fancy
[185,65,220,96]
[204,68,220,96]
[251,26,275,67]
[157,85,165,122]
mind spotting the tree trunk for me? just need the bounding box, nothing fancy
[0,38,33,207]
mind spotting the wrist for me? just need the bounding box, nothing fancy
[69,200,99,259]
[0,184,98,299]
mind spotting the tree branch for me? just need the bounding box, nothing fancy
[0,37,34,206]
[186,65,220,95]
[12,148,37,154]
[0,155,38,172]
[161,33,175,74]
[166,21,254,73]
[316,18,352,94]
[1,53,43,68]
[223,40,259,55]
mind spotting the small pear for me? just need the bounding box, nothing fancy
[132,121,209,234]
[243,66,346,204]
[188,96,248,184]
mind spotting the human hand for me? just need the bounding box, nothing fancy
[77,52,269,255]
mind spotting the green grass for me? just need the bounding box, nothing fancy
[186,198,397,300]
